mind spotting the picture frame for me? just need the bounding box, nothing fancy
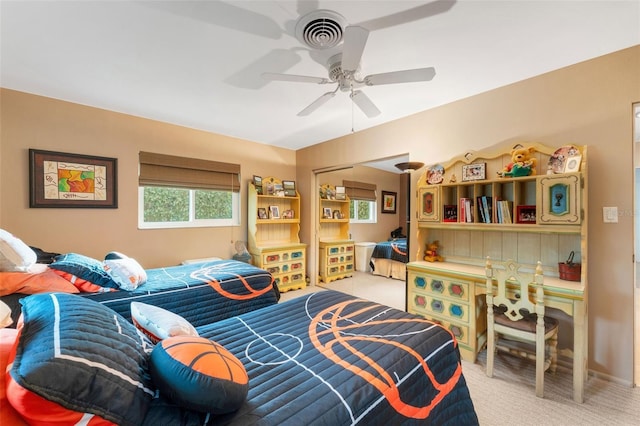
[257,207,268,219]
[29,149,117,208]
[253,175,263,195]
[516,205,537,224]
[281,209,294,219]
[462,163,486,182]
[564,155,582,173]
[381,191,397,214]
[335,185,346,200]
[283,180,296,197]
[443,204,458,222]
[332,210,342,219]
[323,207,332,219]
[269,205,280,219]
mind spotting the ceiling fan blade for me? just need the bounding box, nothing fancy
[262,72,330,84]
[357,0,457,31]
[297,92,336,116]
[350,90,381,118]
[364,67,436,86]
[341,26,369,73]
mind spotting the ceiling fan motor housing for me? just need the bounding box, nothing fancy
[295,10,346,49]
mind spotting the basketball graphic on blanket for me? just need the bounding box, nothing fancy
[150,336,248,413]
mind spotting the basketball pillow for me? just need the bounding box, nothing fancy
[150,336,248,414]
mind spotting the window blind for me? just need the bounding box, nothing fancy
[343,180,377,201]
[139,152,240,192]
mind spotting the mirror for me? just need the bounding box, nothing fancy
[313,154,410,287]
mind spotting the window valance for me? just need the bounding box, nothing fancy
[343,180,377,201]
[139,152,240,192]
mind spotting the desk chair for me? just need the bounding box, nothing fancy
[485,258,559,398]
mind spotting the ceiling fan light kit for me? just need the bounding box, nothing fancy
[265,9,438,118]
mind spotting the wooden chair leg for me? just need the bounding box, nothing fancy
[536,335,544,398]
[486,331,495,378]
[549,333,558,374]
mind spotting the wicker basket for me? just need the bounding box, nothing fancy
[559,251,581,281]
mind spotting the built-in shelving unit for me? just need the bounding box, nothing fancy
[248,176,306,292]
[407,142,588,362]
[318,184,354,282]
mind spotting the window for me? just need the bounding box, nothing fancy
[350,199,377,223]
[138,152,240,229]
[344,180,377,224]
[138,187,239,229]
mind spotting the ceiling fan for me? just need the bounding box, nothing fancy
[262,10,437,118]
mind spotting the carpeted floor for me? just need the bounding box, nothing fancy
[282,272,640,425]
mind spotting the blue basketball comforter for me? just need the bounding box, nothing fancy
[82,259,278,328]
[143,290,479,425]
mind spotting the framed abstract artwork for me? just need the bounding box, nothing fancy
[29,149,117,208]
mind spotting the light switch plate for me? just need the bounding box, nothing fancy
[603,206,618,223]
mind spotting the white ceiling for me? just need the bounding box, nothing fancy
[1,1,639,151]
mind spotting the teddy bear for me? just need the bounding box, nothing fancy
[497,146,538,177]
[424,240,444,262]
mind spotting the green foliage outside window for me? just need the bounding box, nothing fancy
[143,187,231,222]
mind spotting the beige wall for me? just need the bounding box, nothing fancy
[297,46,640,383]
[0,89,297,268]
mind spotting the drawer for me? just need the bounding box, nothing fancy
[410,291,471,324]
[410,310,471,347]
[408,272,470,302]
[325,244,354,255]
[327,254,354,265]
[261,249,305,266]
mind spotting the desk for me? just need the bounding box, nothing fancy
[407,261,587,403]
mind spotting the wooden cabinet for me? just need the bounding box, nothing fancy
[407,263,487,361]
[319,240,355,283]
[248,177,306,292]
[318,184,353,282]
[409,142,588,361]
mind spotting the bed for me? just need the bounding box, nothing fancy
[1,256,279,329]
[370,238,408,280]
[4,290,479,425]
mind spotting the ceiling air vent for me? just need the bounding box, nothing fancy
[295,10,346,50]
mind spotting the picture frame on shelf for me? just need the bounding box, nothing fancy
[462,163,486,182]
[323,207,332,219]
[443,205,458,222]
[381,191,397,214]
[283,180,296,197]
[269,205,280,219]
[29,149,117,208]
[332,210,342,219]
[282,209,294,219]
[335,185,346,200]
[253,175,263,195]
[257,207,268,219]
[516,205,537,224]
[273,183,284,197]
[564,155,582,173]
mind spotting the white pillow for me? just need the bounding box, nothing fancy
[0,229,37,272]
[103,257,147,291]
[131,301,198,344]
[0,300,12,328]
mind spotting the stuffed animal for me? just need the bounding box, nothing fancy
[498,146,537,177]
[424,240,444,262]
